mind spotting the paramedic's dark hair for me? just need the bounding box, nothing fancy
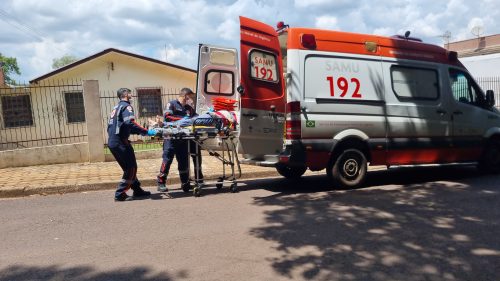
[180,88,194,97]
[117,88,131,98]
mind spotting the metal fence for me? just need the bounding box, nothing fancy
[100,87,181,153]
[0,79,87,151]
[475,77,500,108]
[2,76,500,154]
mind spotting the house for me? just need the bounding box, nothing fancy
[0,48,196,167]
[446,34,500,76]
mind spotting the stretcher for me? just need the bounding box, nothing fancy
[153,117,241,197]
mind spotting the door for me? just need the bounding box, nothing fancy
[448,68,491,162]
[384,64,452,165]
[195,44,239,114]
[195,44,239,151]
[239,16,286,162]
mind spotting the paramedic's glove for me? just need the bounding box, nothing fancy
[147,129,158,136]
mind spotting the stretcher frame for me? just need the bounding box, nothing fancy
[155,118,241,197]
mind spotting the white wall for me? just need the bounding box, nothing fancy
[460,53,500,77]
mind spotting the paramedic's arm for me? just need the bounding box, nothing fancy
[122,107,148,135]
[163,103,183,124]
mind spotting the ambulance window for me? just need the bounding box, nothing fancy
[449,69,485,107]
[249,50,278,83]
[209,50,236,66]
[204,70,234,96]
[391,66,439,100]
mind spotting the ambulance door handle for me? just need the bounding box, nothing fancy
[270,105,276,111]
[242,113,257,120]
[436,109,447,116]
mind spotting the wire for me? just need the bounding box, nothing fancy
[0,8,80,55]
[0,9,46,41]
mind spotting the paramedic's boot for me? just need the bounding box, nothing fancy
[133,189,151,198]
[157,183,168,192]
[181,182,191,193]
[115,193,134,202]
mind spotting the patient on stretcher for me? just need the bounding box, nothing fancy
[162,110,238,130]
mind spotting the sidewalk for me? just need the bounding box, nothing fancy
[0,154,286,198]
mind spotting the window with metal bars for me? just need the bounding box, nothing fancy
[1,94,34,128]
[64,91,85,123]
[137,88,162,117]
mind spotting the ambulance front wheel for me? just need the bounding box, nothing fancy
[478,138,500,173]
[276,164,307,179]
[328,149,367,189]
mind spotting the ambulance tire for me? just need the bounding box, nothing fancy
[478,138,500,174]
[328,149,367,189]
[276,164,307,179]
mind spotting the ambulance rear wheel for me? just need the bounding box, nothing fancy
[328,149,367,189]
[276,164,307,179]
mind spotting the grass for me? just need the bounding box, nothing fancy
[104,140,163,154]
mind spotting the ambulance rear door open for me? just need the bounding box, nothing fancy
[238,16,286,164]
[196,44,239,114]
[195,44,239,150]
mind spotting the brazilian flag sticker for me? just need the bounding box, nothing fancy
[306,120,316,128]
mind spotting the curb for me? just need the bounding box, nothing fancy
[0,170,280,199]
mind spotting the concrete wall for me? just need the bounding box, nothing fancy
[460,53,500,77]
[0,142,89,169]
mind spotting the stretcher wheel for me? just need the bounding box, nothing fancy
[216,183,223,189]
[193,187,201,197]
[229,183,238,193]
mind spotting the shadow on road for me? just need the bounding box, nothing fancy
[0,264,183,281]
[246,165,500,280]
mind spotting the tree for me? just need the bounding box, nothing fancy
[52,55,79,69]
[0,53,21,85]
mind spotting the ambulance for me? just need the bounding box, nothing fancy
[195,16,500,188]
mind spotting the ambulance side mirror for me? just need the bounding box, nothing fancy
[237,85,245,95]
[486,90,495,108]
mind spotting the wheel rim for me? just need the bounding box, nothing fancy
[342,157,359,178]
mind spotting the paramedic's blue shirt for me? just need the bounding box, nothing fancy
[107,100,147,141]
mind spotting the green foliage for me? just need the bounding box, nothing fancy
[0,53,21,85]
[52,55,79,69]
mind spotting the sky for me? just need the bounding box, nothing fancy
[1,0,500,82]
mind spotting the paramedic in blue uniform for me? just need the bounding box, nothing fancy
[157,88,204,192]
[108,88,157,201]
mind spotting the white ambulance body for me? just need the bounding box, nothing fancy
[196,16,500,188]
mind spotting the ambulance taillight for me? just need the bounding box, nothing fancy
[286,101,301,140]
[301,34,316,49]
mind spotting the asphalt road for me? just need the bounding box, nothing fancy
[0,165,499,281]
